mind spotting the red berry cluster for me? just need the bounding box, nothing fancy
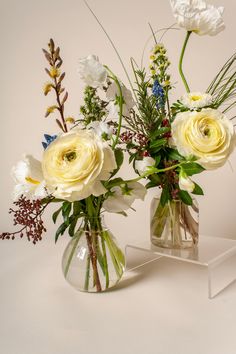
[120,131,134,143]
[0,196,47,244]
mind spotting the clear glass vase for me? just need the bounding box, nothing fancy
[62,216,125,292]
[150,197,199,249]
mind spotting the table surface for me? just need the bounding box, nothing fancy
[1,237,236,354]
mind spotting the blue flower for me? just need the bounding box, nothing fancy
[152,80,165,108]
[42,134,57,150]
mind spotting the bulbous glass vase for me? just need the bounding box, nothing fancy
[150,197,199,249]
[62,216,125,292]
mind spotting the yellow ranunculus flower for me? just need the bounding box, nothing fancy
[42,128,117,201]
[171,108,235,169]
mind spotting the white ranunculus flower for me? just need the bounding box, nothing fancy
[42,128,116,202]
[180,92,213,109]
[87,121,113,138]
[171,108,235,170]
[106,82,135,115]
[78,54,107,88]
[103,181,147,213]
[179,173,195,193]
[170,0,225,36]
[12,155,47,200]
[135,157,156,175]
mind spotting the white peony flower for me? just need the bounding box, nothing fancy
[170,0,225,36]
[180,92,213,109]
[106,82,135,116]
[171,108,235,169]
[87,121,113,138]
[78,54,107,88]
[103,181,147,213]
[135,157,156,175]
[12,155,47,200]
[42,128,117,202]
[179,172,195,193]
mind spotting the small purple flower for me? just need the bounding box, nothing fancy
[42,134,57,150]
[152,80,165,108]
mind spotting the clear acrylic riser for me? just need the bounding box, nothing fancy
[125,235,236,299]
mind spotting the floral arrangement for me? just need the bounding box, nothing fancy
[1,0,236,290]
[0,39,147,292]
[115,0,236,248]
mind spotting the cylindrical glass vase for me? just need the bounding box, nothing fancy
[150,197,199,249]
[62,216,125,292]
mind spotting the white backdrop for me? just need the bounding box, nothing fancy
[1,0,236,246]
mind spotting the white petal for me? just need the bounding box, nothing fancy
[103,195,133,212]
[135,157,155,175]
[127,182,147,201]
[78,54,107,88]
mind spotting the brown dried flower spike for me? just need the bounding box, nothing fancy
[43,38,69,133]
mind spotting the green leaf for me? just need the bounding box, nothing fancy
[178,190,193,205]
[150,138,167,149]
[149,173,161,185]
[52,206,62,224]
[181,162,205,176]
[62,202,72,224]
[167,148,184,161]
[129,154,136,164]
[68,216,79,237]
[192,183,204,195]
[110,149,124,177]
[106,177,124,189]
[114,148,124,169]
[146,181,158,189]
[160,186,171,206]
[55,222,69,243]
[155,155,161,166]
[150,127,170,140]
[73,201,82,215]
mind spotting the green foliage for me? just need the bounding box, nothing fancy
[160,186,171,206]
[53,200,87,242]
[178,190,193,205]
[110,149,124,177]
[80,86,107,126]
[131,68,163,136]
[207,53,236,115]
[180,162,205,176]
[192,183,204,196]
[55,221,70,243]
[167,148,184,161]
[52,206,62,224]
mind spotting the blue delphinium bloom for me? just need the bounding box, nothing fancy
[42,134,57,150]
[152,80,165,108]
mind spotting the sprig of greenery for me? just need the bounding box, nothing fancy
[130,66,163,137]
[79,86,107,126]
[206,52,236,114]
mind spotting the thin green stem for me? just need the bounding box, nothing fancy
[64,230,83,278]
[179,31,192,93]
[101,236,109,288]
[83,0,136,100]
[126,163,181,183]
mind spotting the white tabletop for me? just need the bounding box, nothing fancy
[1,237,236,354]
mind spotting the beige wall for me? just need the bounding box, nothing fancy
[1,0,236,246]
